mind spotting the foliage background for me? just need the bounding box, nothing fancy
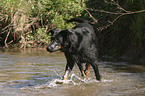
[0,0,145,63]
[0,0,85,48]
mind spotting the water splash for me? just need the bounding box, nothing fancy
[34,73,99,89]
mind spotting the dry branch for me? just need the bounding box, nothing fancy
[23,16,39,32]
[85,9,98,23]
[86,0,145,31]
[4,31,10,48]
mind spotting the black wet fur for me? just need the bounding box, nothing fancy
[46,18,101,81]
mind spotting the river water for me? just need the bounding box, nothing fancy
[0,49,144,96]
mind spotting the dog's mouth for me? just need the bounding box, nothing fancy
[46,41,61,52]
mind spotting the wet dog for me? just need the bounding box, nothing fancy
[46,18,101,82]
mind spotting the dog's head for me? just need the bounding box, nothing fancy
[46,28,61,52]
[46,28,72,52]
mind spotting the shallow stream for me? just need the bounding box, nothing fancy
[0,49,144,96]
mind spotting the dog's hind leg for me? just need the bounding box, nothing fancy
[90,60,101,81]
[85,63,90,76]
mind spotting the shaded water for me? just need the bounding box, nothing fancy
[0,49,144,96]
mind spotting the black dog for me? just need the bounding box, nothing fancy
[46,18,101,82]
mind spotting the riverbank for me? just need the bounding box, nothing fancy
[1,47,145,66]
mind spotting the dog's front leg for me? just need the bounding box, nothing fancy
[63,70,70,80]
[77,63,87,78]
[56,62,74,84]
[63,61,75,80]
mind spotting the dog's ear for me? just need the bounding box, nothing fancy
[48,28,61,36]
[67,29,73,35]
[60,29,73,36]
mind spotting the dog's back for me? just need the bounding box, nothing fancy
[65,18,100,80]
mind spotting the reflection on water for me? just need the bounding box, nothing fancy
[0,49,145,96]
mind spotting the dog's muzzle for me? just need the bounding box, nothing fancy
[46,41,61,52]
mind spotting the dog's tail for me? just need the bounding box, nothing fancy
[67,18,89,23]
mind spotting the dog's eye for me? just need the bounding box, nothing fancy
[51,37,59,42]
[51,37,55,40]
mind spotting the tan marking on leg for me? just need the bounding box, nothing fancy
[85,63,90,75]
[56,75,68,84]
[63,76,68,80]
[82,70,87,78]
[56,71,69,84]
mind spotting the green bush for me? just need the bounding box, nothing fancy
[0,0,86,48]
[25,28,50,48]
